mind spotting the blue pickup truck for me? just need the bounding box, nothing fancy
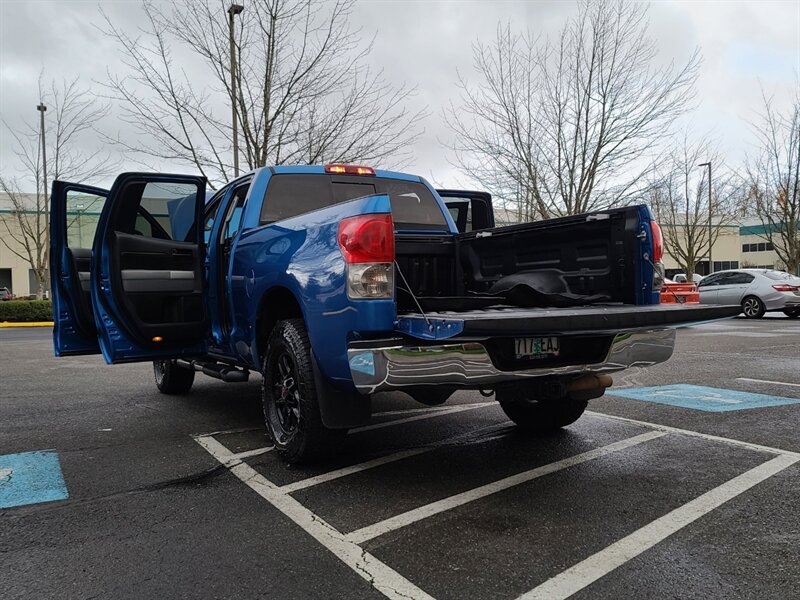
[50,166,737,462]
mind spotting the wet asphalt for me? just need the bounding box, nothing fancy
[1,315,799,600]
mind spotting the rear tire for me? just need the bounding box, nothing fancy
[497,392,588,432]
[153,360,195,394]
[783,308,800,319]
[741,295,765,319]
[262,319,346,464]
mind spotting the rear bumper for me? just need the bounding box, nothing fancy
[347,328,675,394]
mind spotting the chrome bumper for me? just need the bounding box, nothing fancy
[347,329,675,394]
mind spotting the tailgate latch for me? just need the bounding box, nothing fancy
[395,317,465,340]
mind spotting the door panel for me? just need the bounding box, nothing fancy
[91,173,209,363]
[50,181,109,356]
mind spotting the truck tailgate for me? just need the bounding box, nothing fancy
[395,304,741,339]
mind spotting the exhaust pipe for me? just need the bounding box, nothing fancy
[564,374,613,401]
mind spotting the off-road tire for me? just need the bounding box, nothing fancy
[262,318,346,464]
[153,360,195,394]
[497,393,588,432]
[741,295,766,319]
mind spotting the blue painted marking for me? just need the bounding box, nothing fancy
[349,352,375,376]
[0,450,69,509]
[607,384,800,412]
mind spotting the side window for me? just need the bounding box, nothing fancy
[66,190,107,249]
[114,181,202,242]
[728,273,755,285]
[203,195,224,244]
[698,273,721,287]
[261,175,330,224]
[220,183,251,246]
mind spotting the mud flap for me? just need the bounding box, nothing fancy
[311,353,371,429]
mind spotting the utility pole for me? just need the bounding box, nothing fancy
[699,161,712,275]
[37,102,48,298]
[228,4,244,178]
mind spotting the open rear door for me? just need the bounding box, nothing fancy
[91,173,209,363]
[436,189,495,233]
[50,181,109,356]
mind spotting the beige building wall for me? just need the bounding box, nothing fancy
[0,215,39,296]
[662,220,787,275]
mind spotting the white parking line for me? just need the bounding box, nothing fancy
[195,435,436,600]
[586,411,800,459]
[231,446,274,460]
[345,431,666,544]
[350,402,494,433]
[279,448,432,494]
[372,402,492,418]
[518,453,799,600]
[736,377,800,389]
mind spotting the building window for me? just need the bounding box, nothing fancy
[744,241,776,253]
[713,261,738,271]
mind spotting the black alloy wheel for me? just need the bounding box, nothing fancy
[272,352,301,442]
[153,359,195,394]
[262,319,346,463]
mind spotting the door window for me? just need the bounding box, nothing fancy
[112,181,202,243]
[66,190,107,248]
[724,272,755,285]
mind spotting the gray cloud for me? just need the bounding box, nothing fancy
[1,0,797,191]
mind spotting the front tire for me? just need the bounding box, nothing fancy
[741,295,766,319]
[153,360,195,394]
[262,319,345,464]
[497,392,588,432]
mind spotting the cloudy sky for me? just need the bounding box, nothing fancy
[0,0,798,191]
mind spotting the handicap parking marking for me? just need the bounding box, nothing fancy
[607,384,800,412]
[0,450,69,509]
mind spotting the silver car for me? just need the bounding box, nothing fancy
[698,269,800,318]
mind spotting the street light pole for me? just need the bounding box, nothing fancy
[699,161,712,274]
[228,4,244,178]
[37,102,49,298]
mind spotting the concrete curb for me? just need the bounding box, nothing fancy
[0,322,54,328]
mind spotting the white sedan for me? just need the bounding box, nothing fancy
[698,269,800,319]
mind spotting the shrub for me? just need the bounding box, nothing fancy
[0,300,53,322]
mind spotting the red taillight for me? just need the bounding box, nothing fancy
[650,221,664,262]
[338,214,394,263]
[772,284,799,292]
[325,164,376,176]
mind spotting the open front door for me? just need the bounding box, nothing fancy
[436,189,495,233]
[50,181,109,356]
[91,173,209,363]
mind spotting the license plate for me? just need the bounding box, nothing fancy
[515,336,560,359]
[676,295,685,302]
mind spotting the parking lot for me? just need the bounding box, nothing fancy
[2,316,800,600]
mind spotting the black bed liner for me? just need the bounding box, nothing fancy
[398,304,742,336]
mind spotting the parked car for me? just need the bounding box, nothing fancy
[0,287,12,301]
[698,269,800,318]
[660,279,699,304]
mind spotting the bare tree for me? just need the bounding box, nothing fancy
[746,88,800,275]
[0,77,115,299]
[100,0,426,189]
[445,0,700,221]
[648,134,740,279]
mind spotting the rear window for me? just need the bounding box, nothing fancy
[763,270,794,281]
[260,174,449,231]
